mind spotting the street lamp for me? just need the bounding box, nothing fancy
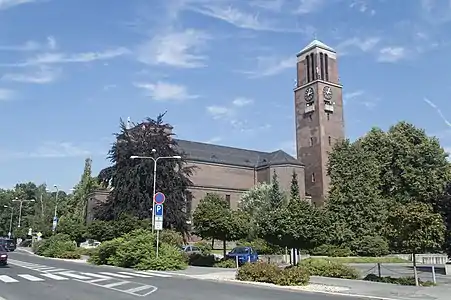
[52,185,60,233]
[3,205,13,238]
[11,198,35,228]
[130,150,182,233]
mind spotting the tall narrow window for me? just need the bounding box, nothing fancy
[319,52,324,80]
[225,194,231,208]
[309,114,312,121]
[326,112,330,120]
[325,54,329,81]
[328,136,331,145]
[311,173,315,182]
[306,56,311,82]
[309,137,313,146]
[310,53,315,82]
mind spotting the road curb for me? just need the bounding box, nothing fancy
[16,248,88,264]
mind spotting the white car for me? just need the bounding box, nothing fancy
[80,240,101,249]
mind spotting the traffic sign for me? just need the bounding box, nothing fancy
[154,192,165,204]
[154,221,163,230]
[155,204,163,217]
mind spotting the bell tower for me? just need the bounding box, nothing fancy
[294,40,345,206]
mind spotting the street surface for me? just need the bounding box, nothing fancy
[0,251,366,300]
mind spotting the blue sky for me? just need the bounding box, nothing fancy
[1,0,451,191]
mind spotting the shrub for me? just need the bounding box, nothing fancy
[193,240,212,255]
[274,266,310,286]
[136,243,187,271]
[108,230,156,268]
[310,244,352,257]
[236,261,281,283]
[58,251,81,259]
[34,234,77,258]
[188,253,217,267]
[159,230,184,247]
[214,259,236,268]
[77,248,97,257]
[351,235,389,257]
[236,262,310,286]
[299,258,359,279]
[88,238,124,265]
[363,274,435,286]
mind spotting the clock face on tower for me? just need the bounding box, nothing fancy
[323,86,332,100]
[304,87,314,102]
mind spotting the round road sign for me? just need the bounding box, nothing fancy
[154,192,166,204]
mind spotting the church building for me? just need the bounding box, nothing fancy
[86,40,345,223]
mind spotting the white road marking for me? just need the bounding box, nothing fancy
[57,272,92,280]
[136,270,172,278]
[98,272,132,278]
[18,274,44,282]
[81,272,112,279]
[123,285,154,293]
[41,268,67,273]
[103,281,129,288]
[118,271,152,277]
[40,273,69,280]
[0,275,19,283]
[33,267,56,271]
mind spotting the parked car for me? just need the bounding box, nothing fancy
[80,239,101,249]
[226,246,258,265]
[0,245,8,266]
[180,245,202,255]
[0,238,16,252]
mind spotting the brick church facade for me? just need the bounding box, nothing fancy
[86,40,345,223]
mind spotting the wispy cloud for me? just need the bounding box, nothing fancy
[206,105,233,119]
[0,0,36,10]
[0,36,57,52]
[2,141,105,159]
[377,47,407,63]
[295,0,327,14]
[423,98,451,127]
[0,88,14,101]
[240,55,294,78]
[336,37,381,55]
[135,29,209,68]
[133,81,198,101]
[2,48,129,67]
[2,67,60,84]
[250,0,284,12]
[232,97,253,107]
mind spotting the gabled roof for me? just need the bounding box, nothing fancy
[174,139,303,168]
[298,39,335,55]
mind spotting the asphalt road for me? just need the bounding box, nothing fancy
[0,251,367,300]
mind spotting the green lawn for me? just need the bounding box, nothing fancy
[321,257,408,263]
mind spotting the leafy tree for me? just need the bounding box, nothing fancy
[326,139,388,251]
[193,193,249,256]
[58,216,87,245]
[269,170,284,206]
[258,199,325,252]
[67,158,99,223]
[289,170,300,203]
[386,202,445,285]
[238,183,271,219]
[359,122,451,206]
[96,113,195,234]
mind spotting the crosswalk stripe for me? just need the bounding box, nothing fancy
[98,272,132,278]
[0,275,18,283]
[40,273,69,280]
[123,285,154,293]
[135,271,171,278]
[103,281,129,288]
[18,274,44,282]
[81,273,112,279]
[57,272,92,280]
[118,271,152,277]
[34,267,56,271]
[42,268,67,273]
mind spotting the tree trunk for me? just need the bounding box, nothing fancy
[223,240,227,258]
[413,252,419,286]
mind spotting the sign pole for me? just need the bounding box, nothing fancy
[153,192,165,259]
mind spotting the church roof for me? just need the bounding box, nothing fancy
[298,39,335,55]
[174,139,303,168]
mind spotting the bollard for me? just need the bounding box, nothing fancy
[432,265,436,284]
[377,263,381,278]
[236,256,239,269]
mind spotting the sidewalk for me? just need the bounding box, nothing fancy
[185,268,449,300]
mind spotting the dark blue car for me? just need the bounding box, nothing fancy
[226,246,258,265]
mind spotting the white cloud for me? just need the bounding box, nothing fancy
[232,97,253,107]
[2,67,60,84]
[336,37,381,55]
[46,36,57,50]
[0,88,14,101]
[2,141,94,159]
[0,0,35,10]
[423,98,451,127]
[420,0,451,24]
[240,55,294,78]
[344,90,364,100]
[136,29,209,68]
[4,47,129,67]
[377,47,406,62]
[206,105,233,119]
[250,0,284,11]
[296,0,326,14]
[0,36,57,52]
[134,81,198,101]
